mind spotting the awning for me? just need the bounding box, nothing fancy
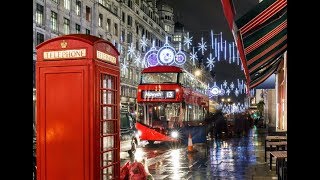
[221,0,287,90]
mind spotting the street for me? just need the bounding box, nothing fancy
[121,128,277,179]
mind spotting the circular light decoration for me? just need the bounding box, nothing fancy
[209,82,220,97]
[175,53,186,65]
[210,89,220,97]
[146,53,158,66]
[144,40,159,67]
[157,37,176,65]
[175,43,186,65]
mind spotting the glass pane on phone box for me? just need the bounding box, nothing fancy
[102,166,113,180]
[102,121,114,134]
[101,90,114,105]
[102,107,114,120]
[102,151,114,166]
[102,136,114,150]
[101,74,107,88]
[102,90,107,104]
[107,76,114,89]
[102,107,107,120]
[107,91,114,104]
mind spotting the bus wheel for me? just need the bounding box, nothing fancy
[148,140,155,145]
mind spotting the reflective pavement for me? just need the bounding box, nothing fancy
[121,127,278,179]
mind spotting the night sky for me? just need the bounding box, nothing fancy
[162,0,260,103]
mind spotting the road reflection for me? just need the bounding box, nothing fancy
[121,129,263,179]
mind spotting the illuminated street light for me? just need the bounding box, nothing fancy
[221,98,225,102]
[194,69,201,77]
[227,98,231,102]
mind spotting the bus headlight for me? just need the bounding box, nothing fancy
[136,130,142,138]
[171,131,179,138]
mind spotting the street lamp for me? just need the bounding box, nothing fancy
[221,98,225,102]
[227,98,231,102]
[194,69,201,77]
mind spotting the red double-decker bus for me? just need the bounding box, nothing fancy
[135,65,209,144]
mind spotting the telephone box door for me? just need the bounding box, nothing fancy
[98,66,120,179]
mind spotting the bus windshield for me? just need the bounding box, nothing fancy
[141,73,178,84]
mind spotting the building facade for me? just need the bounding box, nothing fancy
[33,0,175,114]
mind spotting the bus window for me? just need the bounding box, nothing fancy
[141,73,178,84]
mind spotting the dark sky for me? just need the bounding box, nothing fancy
[162,0,260,103]
[165,0,259,40]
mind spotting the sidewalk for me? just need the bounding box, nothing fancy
[203,126,278,179]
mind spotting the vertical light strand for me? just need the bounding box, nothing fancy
[214,38,217,57]
[211,30,214,50]
[229,43,232,64]
[218,40,220,61]
[224,40,227,60]
[232,42,235,63]
[220,32,223,51]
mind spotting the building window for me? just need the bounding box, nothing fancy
[122,31,125,42]
[51,11,58,32]
[64,0,70,10]
[36,32,44,45]
[127,15,132,26]
[122,12,125,23]
[125,68,129,78]
[136,25,139,35]
[106,19,111,32]
[36,4,44,26]
[173,35,181,42]
[141,28,145,36]
[86,6,91,21]
[136,41,139,51]
[114,42,118,49]
[75,24,81,33]
[114,23,118,36]
[127,0,132,8]
[52,0,58,3]
[164,25,170,32]
[121,67,125,78]
[127,32,132,44]
[64,18,70,34]
[98,14,103,27]
[135,0,139,5]
[113,6,118,15]
[76,1,81,16]
[86,29,90,35]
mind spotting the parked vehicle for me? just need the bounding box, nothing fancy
[120,112,140,155]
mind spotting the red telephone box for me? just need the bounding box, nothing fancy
[36,34,120,180]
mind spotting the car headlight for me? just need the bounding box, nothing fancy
[171,131,179,138]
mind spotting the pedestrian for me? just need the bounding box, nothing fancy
[214,110,228,139]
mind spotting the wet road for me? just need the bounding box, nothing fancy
[121,127,276,179]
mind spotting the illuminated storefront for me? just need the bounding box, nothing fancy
[276,52,287,131]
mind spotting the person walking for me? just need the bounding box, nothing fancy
[214,110,228,139]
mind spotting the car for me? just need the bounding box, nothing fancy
[120,112,140,155]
